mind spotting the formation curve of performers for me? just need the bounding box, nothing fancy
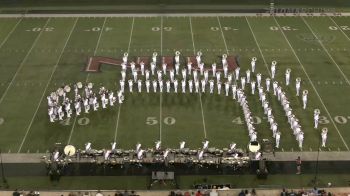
[47,51,328,150]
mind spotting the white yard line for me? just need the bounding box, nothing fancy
[328,16,350,41]
[301,17,350,86]
[216,16,229,54]
[0,18,50,105]
[114,17,135,142]
[245,16,272,76]
[189,16,207,139]
[67,17,107,145]
[17,18,79,153]
[189,17,196,53]
[0,18,22,52]
[159,16,163,142]
[273,17,350,151]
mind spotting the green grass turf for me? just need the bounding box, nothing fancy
[0,16,350,154]
[3,174,350,190]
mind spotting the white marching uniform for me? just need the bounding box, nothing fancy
[232,84,237,99]
[181,80,186,93]
[151,62,156,75]
[187,62,192,75]
[296,80,301,96]
[217,82,222,95]
[297,132,304,149]
[145,70,150,81]
[132,70,138,82]
[145,80,150,93]
[235,67,240,81]
[109,92,115,106]
[193,70,198,82]
[212,63,216,76]
[128,79,133,93]
[195,80,200,93]
[159,80,163,93]
[199,63,204,75]
[121,70,126,81]
[265,78,271,92]
[321,129,328,147]
[209,80,214,94]
[273,81,278,96]
[227,74,232,84]
[140,61,145,75]
[166,80,171,93]
[256,73,262,88]
[182,68,187,81]
[246,69,251,83]
[225,82,230,96]
[201,79,206,93]
[170,69,175,82]
[84,98,90,113]
[314,113,319,129]
[138,80,142,93]
[175,63,180,75]
[251,58,256,73]
[188,80,193,93]
[223,65,228,78]
[162,63,167,74]
[285,70,291,86]
[204,70,209,82]
[271,63,276,79]
[174,79,178,93]
[275,131,281,148]
[216,72,221,83]
[152,80,158,93]
[241,77,246,90]
[251,81,256,95]
[157,70,162,81]
[302,93,307,109]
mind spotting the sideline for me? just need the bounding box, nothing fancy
[0,12,348,18]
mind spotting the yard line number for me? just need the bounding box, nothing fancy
[84,27,113,32]
[329,26,350,31]
[0,117,4,125]
[319,115,350,125]
[60,117,90,126]
[232,116,261,125]
[270,26,298,31]
[210,27,238,31]
[26,27,54,32]
[146,116,176,125]
[152,27,172,31]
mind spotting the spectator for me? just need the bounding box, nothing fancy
[238,190,245,196]
[195,190,202,196]
[123,190,129,196]
[280,188,288,196]
[209,189,218,196]
[251,189,256,196]
[296,156,302,174]
[184,191,191,196]
[289,189,296,196]
[13,189,20,196]
[245,190,250,196]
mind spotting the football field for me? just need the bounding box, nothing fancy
[0,15,350,153]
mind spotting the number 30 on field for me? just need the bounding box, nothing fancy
[146,116,176,125]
